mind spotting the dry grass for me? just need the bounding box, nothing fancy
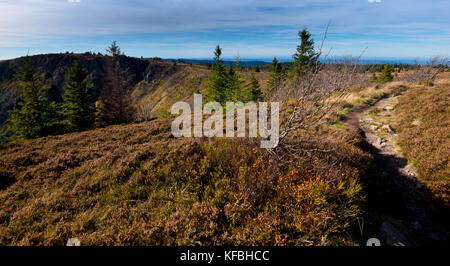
[132,64,210,120]
[131,64,271,121]
[394,80,450,204]
[0,114,371,245]
[327,81,409,127]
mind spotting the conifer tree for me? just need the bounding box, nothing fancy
[8,59,60,139]
[370,72,378,83]
[106,40,121,59]
[267,57,283,96]
[225,66,246,102]
[206,45,227,103]
[291,28,317,80]
[96,41,135,127]
[206,46,252,103]
[378,63,394,83]
[62,61,94,131]
[95,62,135,127]
[249,73,261,101]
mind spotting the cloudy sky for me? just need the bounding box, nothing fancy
[0,0,449,60]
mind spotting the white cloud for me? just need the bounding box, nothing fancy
[0,0,449,59]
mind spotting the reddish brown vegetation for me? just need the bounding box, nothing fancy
[395,80,450,204]
[0,116,370,245]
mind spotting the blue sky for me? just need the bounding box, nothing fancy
[0,0,449,61]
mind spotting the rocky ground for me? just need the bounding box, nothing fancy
[359,96,418,179]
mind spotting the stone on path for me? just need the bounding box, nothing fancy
[66,238,81,246]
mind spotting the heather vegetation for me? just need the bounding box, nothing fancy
[0,115,371,245]
[0,26,449,246]
[394,80,450,203]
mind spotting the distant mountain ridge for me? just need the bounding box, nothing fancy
[162,57,431,65]
[162,58,270,66]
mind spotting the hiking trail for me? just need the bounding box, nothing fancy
[346,94,449,246]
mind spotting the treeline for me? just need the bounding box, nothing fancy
[205,27,425,103]
[2,41,135,143]
[245,61,448,74]
[206,45,261,104]
[2,28,422,143]
[357,63,437,73]
[206,28,318,103]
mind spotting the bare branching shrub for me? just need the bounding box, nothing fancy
[401,56,449,83]
[267,30,367,154]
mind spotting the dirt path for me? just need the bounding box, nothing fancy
[346,95,449,246]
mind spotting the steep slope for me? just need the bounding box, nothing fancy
[0,54,273,127]
[0,54,211,126]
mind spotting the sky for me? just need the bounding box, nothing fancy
[0,0,449,61]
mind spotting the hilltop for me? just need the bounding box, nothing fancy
[0,53,271,129]
[0,54,200,127]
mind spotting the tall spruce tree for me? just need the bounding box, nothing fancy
[8,59,60,139]
[62,61,94,131]
[206,45,227,103]
[291,28,317,80]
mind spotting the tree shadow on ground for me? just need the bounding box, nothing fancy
[352,128,449,246]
